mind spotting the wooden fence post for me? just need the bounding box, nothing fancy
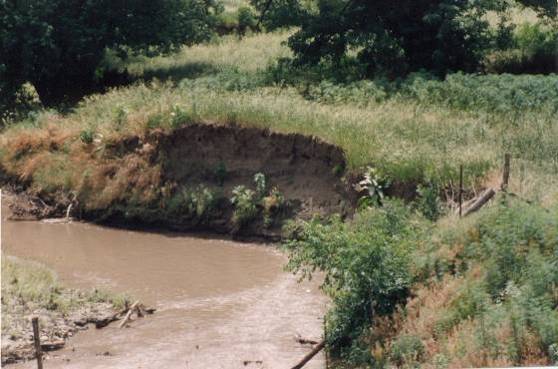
[459,164,463,217]
[32,317,43,369]
[501,153,511,191]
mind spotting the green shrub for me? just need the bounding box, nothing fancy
[231,185,257,229]
[166,186,219,223]
[237,6,257,34]
[284,200,425,361]
[79,129,94,144]
[415,183,444,221]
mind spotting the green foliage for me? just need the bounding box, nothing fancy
[277,0,494,77]
[0,0,220,109]
[231,172,285,230]
[262,186,285,227]
[485,22,558,74]
[231,185,258,228]
[284,201,425,360]
[423,199,558,361]
[166,186,219,223]
[250,0,308,30]
[253,172,267,199]
[79,129,95,145]
[237,6,257,34]
[515,0,557,18]
[356,167,389,209]
[402,72,558,115]
[416,183,444,221]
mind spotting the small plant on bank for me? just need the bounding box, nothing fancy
[166,186,219,224]
[214,161,227,186]
[231,185,257,230]
[79,128,95,144]
[262,187,285,228]
[355,167,389,209]
[231,173,286,231]
[170,105,196,128]
[254,172,267,199]
[416,183,445,221]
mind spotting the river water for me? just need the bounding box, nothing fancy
[2,213,326,368]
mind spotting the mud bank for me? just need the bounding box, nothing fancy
[2,124,351,239]
[1,256,121,365]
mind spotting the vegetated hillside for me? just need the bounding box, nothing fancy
[1,7,557,368]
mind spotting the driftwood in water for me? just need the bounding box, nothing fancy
[94,301,155,329]
[290,340,325,369]
[463,188,495,217]
[40,340,65,351]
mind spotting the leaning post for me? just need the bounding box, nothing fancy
[32,316,43,369]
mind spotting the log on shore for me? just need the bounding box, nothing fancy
[463,188,495,217]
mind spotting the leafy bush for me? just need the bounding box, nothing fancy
[415,183,444,221]
[231,185,258,229]
[231,173,286,230]
[284,200,425,361]
[262,187,285,228]
[237,6,257,35]
[355,167,389,209]
[79,129,95,145]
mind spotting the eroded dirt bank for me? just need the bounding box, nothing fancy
[2,123,350,239]
[2,214,327,368]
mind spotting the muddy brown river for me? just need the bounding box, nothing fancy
[2,215,326,368]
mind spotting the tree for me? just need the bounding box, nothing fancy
[0,0,219,111]
[257,0,555,78]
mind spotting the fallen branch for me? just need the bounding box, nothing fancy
[294,335,319,345]
[93,308,127,329]
[118,300,140,329]
[290,340,325,369]
[463,188,495,217]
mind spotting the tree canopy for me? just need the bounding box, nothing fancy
[0,0,219,112]
[253,0,556,78]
